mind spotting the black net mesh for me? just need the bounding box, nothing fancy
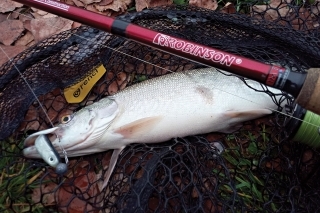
[1,2,320,213]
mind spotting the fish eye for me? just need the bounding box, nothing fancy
[60,115,72,124]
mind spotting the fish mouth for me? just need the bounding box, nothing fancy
[23,99,119,159]
[23,127,60,158]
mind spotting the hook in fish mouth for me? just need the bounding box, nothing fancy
[23,127,61,159]
[35,134,60,167]
[23,132,69,175]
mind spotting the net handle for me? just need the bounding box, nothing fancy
[11,0,320,115]
[296,68,320,115]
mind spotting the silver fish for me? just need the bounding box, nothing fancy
[23,68,281,189]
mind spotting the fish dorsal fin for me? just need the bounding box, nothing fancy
[100,147,125,190]
[114,116,162,139]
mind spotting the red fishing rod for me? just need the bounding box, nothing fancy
[11,0,320,116]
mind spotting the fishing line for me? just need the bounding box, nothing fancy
[2,6,320,131]
[0,8,71,163]
[214,85,315,128]
[0,45,70,165]
[0,46,54,127]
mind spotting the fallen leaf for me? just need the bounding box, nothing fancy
[289,7,315,30]
[149,197,160,212]
[204,199,221,212]
[135,0,148,11]
[19,12,33,23]
[251,0,291,21]
[26,40,36,47]
[64,0,76,5]
[30,8,41,19]
[302,149,313,163]
[72,0,85,7]
[107,71,119,95]
[148,0,173,8]
[30,17,73,42]
[42,13,58,19]
[52,95,68,112]
[35,9,49,16]
[15,31,34,46]
[57,165,100,213]
[94,0,132,12]
[23,20,32,32]
[0,45,26,67]
[32,180,57,204]
[30,7,39,12]
[192,187,199,198]
[19,13,33,32]
[14,1,24,7]
[265,157,283,172]
[86,4,102,13]
[99,0,114,6]
[0,0,23,13]
[9,8,24,19]
[30,12,43,19]
[79,0,102,4]
[135,0,172,11]
[206,133,225,142]
[72,21,82,28]
[0,20,24,45]
[117,71,130,90]
[30,8,57,19]
[311,3,320,14]
[220,2,236,14]
[189,0,218,11]
[0,14,7,23]
[18,89,73,132]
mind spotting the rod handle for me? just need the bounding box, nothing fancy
[296,68,320,115]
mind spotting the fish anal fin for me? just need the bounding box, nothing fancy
[100,147,125,191]
[115,116,162,139]
[220,123,243,133]
[220,109,272,133]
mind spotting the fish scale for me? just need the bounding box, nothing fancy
[110,68,278,141]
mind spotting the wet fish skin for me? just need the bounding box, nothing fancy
[23,67,281,157]
[22,68,281,189]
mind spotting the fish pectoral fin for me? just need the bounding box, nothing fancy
[100,147,125,191]
[114,116,162,139]
[220,109,272,133]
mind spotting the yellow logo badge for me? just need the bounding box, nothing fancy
[64,64,106,103]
